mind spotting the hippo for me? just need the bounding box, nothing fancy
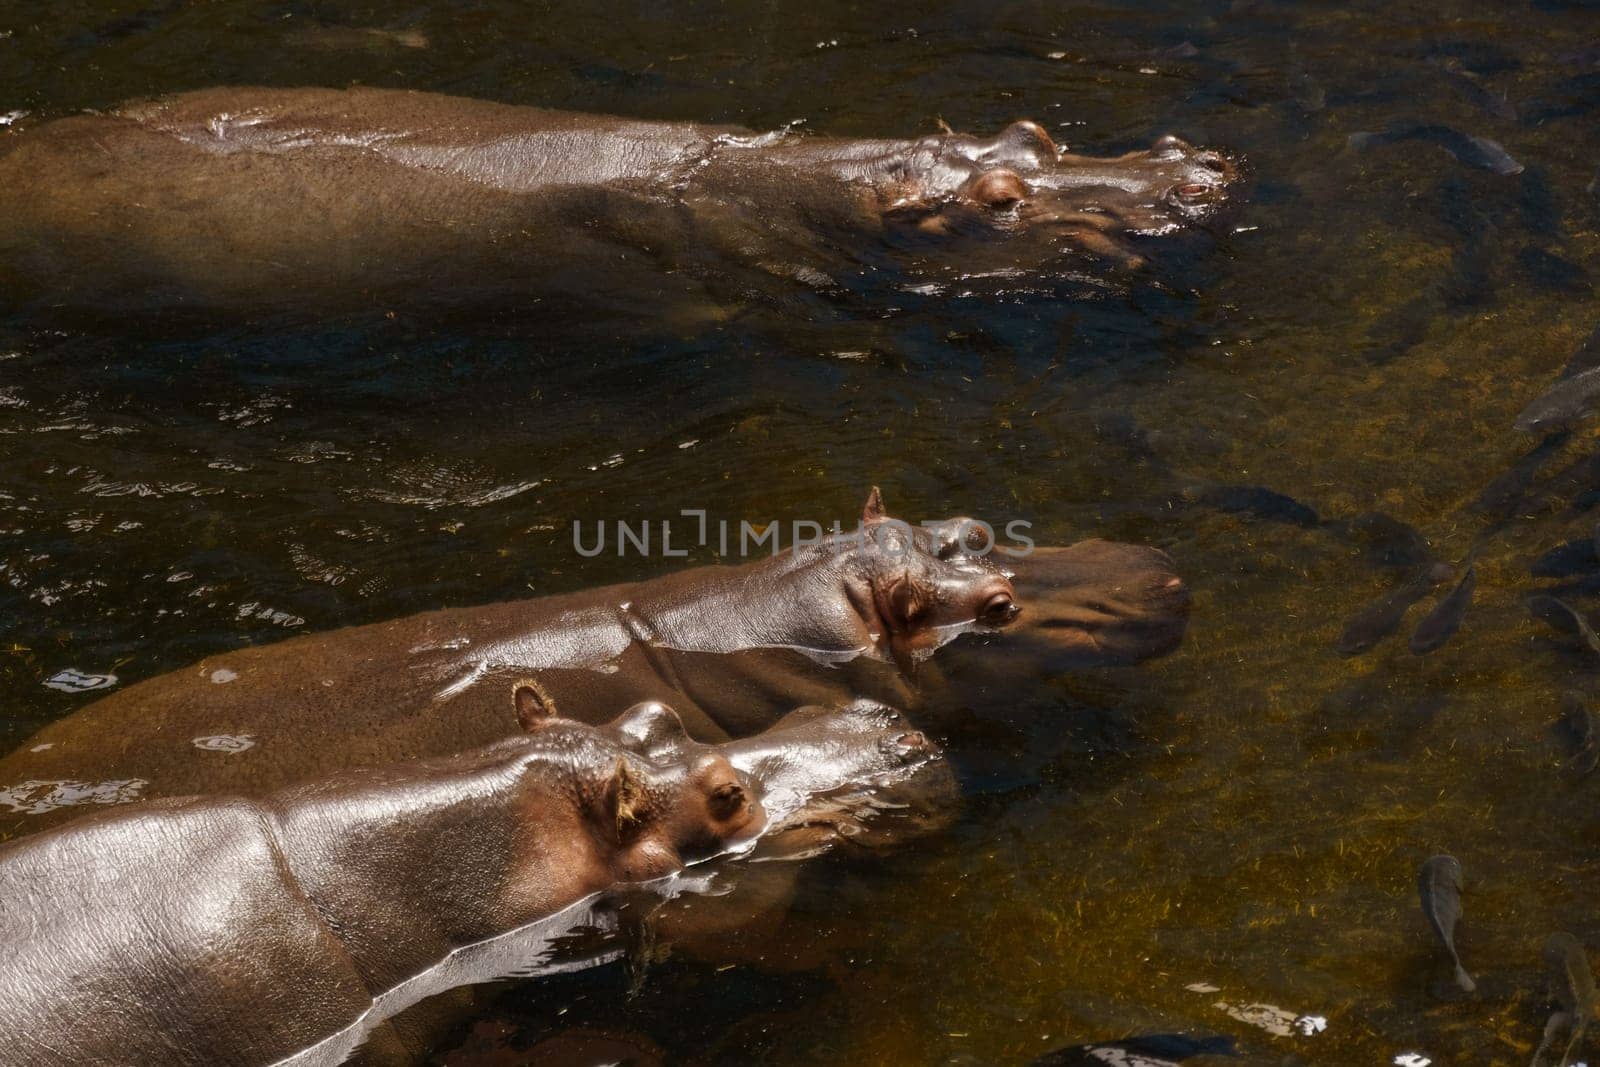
[0,86,1240,320]
[0,491,1187,834]
[0,695,940,1067]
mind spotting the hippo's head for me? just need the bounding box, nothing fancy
[915,516,1188,668]
[602,697,946,847]
[839,488,1022,673]
[514,688,769,880]
[872,120,1239,274]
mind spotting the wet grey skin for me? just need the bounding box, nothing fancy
[1347,123,1523,176]
[1516,366,1600,433]
[0,491,1188,836]
[1417,854,1475,994]
[1338,562,1454,656]
[1536,933,1596,1067]
[0,713,775,1067]
[0,696,950,1067]
[0,87,1243,319]
[1408,564,1477,655]
[1557,691,1600,779]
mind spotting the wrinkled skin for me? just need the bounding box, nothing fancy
[0,492,1186,835]
[0,87,1240,319]
[0,712,773,1067]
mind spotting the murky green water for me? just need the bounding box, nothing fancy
[4,1,1600,1063]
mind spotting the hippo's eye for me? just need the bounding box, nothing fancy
[979,592,1019,626]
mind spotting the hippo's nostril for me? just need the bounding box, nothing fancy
[1176,182,1212,201]
[896,731,930,753]
[1196,151,1227,173]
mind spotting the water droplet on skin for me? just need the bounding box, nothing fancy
[192,734,255,753]
[43,669,117,693]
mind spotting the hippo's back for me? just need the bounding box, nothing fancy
[0,796,375,1066]
[0,86,737,316]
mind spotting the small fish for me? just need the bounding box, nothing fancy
[1418,855,1475,993]
[1541,932,1595,1067]
[1528,594,1600,657]
[1474,432,1570,517]
[1533,1011,1575,1067]
[1519,247,1593,294]
[1338,562,1453,656]
[1517,366,1600,433]
[1192,484,1321,527]
[1431,56,1519,121]
[1558,691,1600,778]
[1519,168,1567,242]
[1559,323,1600,380]
[1361,292,1437,365]
[1526,71,1600,124]
[286,24,429,51]
[1529,1011,1580,1067]
[1030,1033,1237,1066]
[1337,511,1434,569]
[1288,52,1327,114]
[1532,537,1600,579]
[1538,451,1600,517]
[1348,124,1524,176]
[1409,565,1476,654]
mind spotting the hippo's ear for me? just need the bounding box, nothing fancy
[604,757,649,843]
[862,486,888,525]
[512,678,557,730]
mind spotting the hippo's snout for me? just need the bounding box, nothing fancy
[1145,135,1237,221]
[905,120,1243,277]
[881,729,936,765]
[1005,541,1191,668]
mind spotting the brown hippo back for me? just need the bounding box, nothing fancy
[0,496,1186,837]
[0,87,1240,320]
[0,715,768,1067]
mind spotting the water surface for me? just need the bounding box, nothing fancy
[2,1,1599,1063]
